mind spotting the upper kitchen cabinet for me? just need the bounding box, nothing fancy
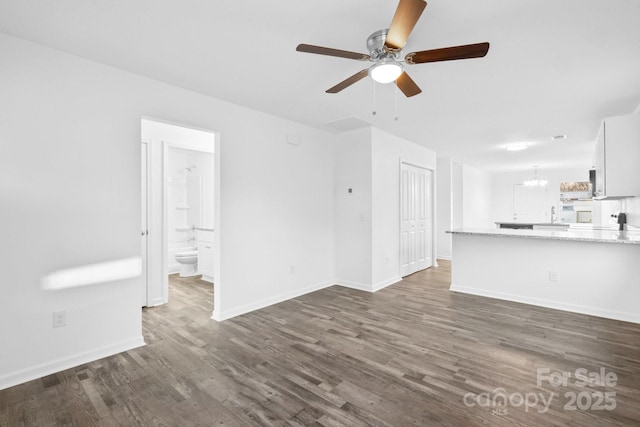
[593,111,640,199]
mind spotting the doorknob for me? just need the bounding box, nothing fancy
[141,230,148,236]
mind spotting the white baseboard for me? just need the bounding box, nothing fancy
[334,279,372,292]
[335,276,402,293]
[450,284,640,324]
[149,296,167,307]
[214,280,335,321]
[436,255,452,261]
[0,336,145,391]
[372,276,402,292]
[214,275,403,322]
[201,274,214,283]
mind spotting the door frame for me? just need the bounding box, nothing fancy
[399,160,436,276]
[140,117,219,310]
[140,140,151,307]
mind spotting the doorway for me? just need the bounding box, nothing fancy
[140,118,216,309]
[513,183,547,222]
[400,162,433,277]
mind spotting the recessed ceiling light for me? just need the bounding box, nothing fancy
[551,134,567,140]
[505,142,529,151]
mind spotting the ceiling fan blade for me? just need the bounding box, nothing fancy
[296,44,370,61]
[395,72,422,97]
[385,0,427,52]
[405,42,490,64]
[326,69,369,93]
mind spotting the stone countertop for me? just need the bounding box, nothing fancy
[447,227,640,245]
[495,221,569,226]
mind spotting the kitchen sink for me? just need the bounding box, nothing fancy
[532,223,569,231]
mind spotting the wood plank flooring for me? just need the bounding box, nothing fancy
[2,263,640,426]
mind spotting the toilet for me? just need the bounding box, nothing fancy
[175,250,198,277]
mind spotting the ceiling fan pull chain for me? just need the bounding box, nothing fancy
[394,84,399,121]
[372,81,377,116]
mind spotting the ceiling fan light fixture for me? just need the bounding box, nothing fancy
[370,62,403,84]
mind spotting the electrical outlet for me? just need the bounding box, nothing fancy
[548,271,558,282]
[53,310,67,328]
[289,265,295,274]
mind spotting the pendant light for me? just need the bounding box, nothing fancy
[524,166,548,187]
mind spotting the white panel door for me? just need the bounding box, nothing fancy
[141,142,149,307]
[401,163,432,277]
[513,184,547,222]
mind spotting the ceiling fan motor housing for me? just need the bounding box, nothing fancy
[367,29,401,61]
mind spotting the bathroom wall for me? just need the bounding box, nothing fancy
[166,148,214,273]
[190,150,215,229]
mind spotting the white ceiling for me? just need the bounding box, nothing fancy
[2,0,640,172]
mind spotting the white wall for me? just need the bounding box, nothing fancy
[0,33,335,389]
[462,163,493,228]
[436,158,452,259]
[623,197,640,230]
[452,161,464,231]
[371,128,436,287]
[334,128,372,287]
[218,112,336,320]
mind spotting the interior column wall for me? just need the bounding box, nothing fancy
[436,158,453,260]
[334,128,373,288]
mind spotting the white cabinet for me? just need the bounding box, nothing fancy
[197,229,214,283]
[594,112,640,199]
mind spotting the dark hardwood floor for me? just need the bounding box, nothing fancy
[2,262,640,426]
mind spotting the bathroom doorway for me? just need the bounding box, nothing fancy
[140,118,216,310]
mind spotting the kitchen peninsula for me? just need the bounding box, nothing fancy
[448,227,640,324]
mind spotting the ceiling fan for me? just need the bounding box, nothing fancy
[296,0,489,97]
